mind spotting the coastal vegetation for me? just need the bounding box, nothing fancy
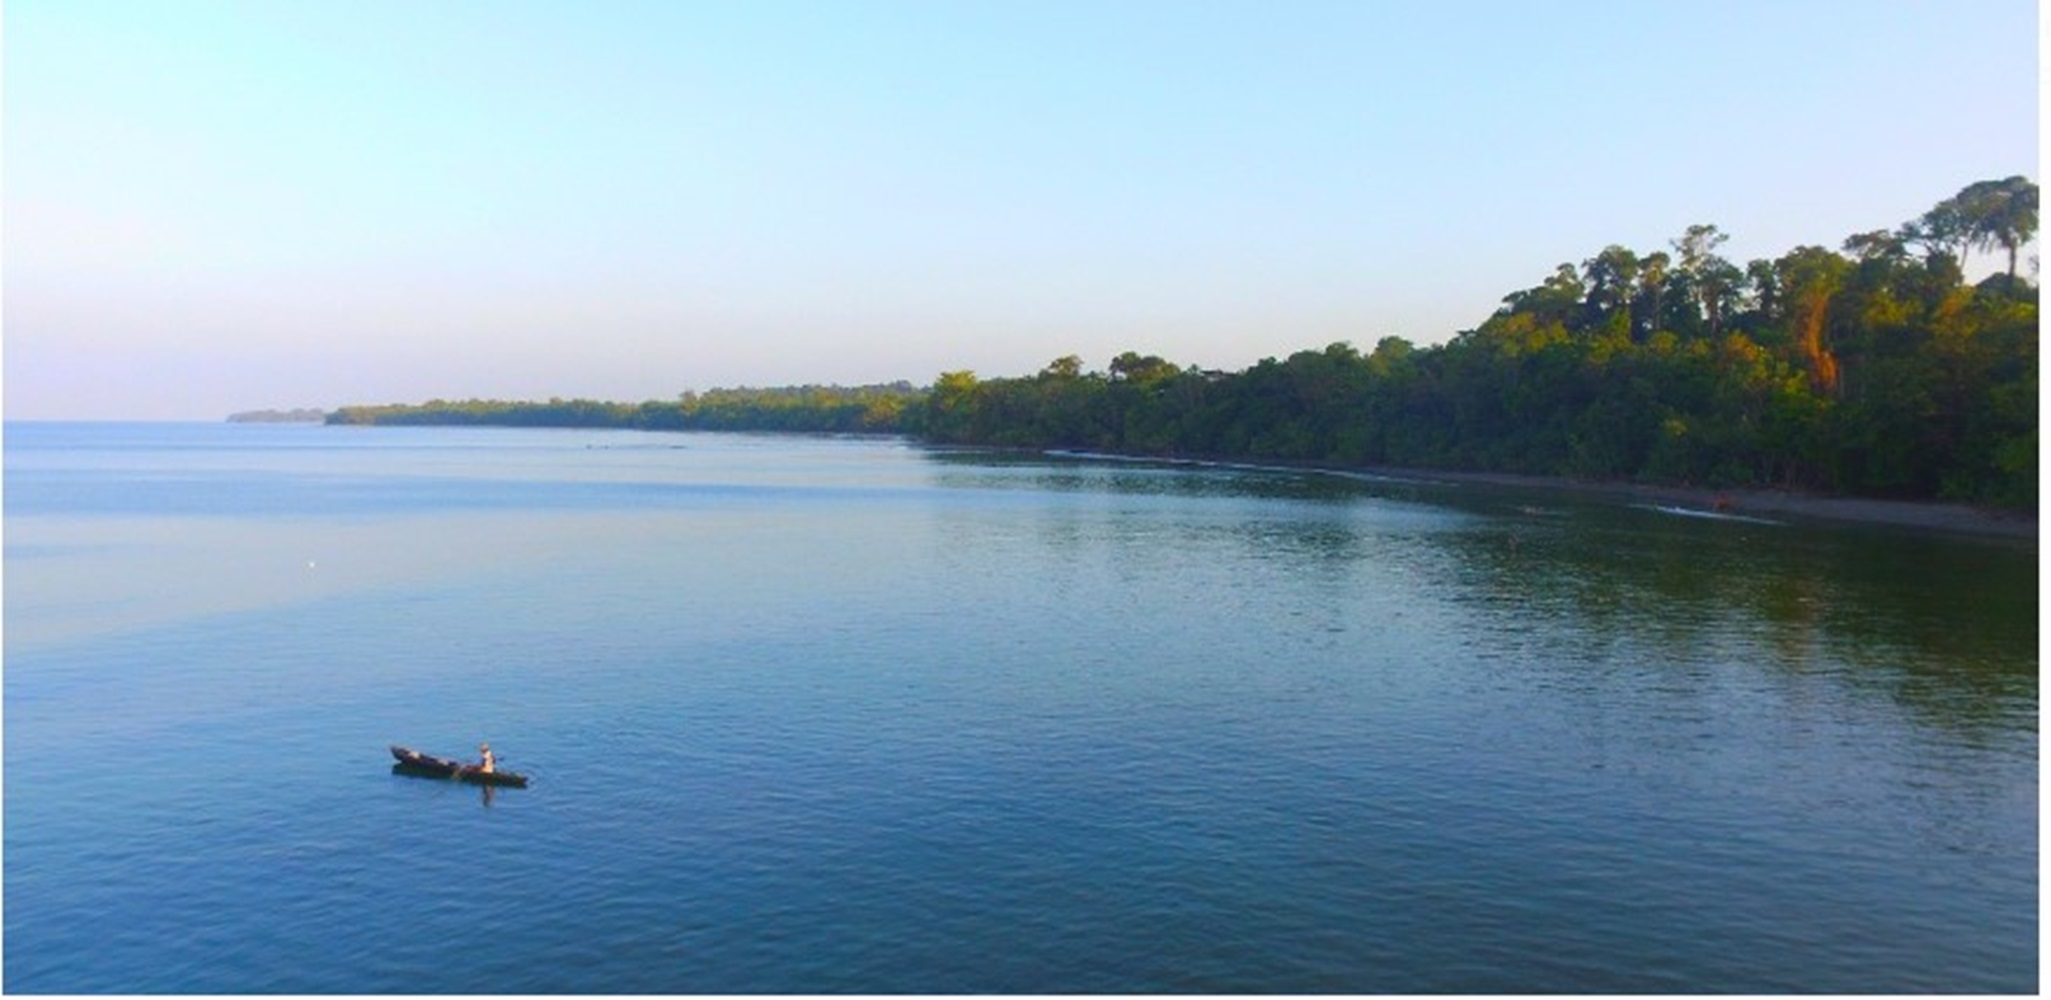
[330,383,921,434]
[327,178,2038,508]
[228,407,330,423]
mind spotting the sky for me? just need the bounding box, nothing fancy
[3,0,2040,420]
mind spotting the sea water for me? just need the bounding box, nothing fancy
[4,422,2036,992]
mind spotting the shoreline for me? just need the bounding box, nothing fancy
[1339,464,2039,541]
[216,422,2043,540]
[1038,447,2037,541]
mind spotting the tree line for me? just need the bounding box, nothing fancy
[329,382,923,434]
[330,177,2037,508]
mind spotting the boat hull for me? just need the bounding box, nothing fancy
[389,745,530,787]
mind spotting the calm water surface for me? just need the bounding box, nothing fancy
[4,422,2037,993]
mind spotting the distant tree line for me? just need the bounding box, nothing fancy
[330,177,2038,508]
[229,407,330,423]
[329,383,923,435]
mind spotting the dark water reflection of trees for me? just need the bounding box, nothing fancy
[1434,495,2035,741]
[924,451,2037,745]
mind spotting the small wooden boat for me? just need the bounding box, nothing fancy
[389,745,530,787]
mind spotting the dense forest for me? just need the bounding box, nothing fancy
[328,177,2038,508]
[331,383,922,434]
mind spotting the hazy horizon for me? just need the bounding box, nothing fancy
[5,0,2038,421]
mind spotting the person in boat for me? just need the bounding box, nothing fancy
[478,743,496,774]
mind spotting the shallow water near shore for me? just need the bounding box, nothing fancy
[4,422,2037,993]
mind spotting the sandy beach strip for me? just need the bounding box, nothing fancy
[1029,447,2037,541]
[1356,466,2038,541]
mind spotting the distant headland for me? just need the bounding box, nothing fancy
[227,408,330,424]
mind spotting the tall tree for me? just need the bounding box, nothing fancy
[1956,175,2039,283]
[1497,263,1585,328]
[1039,355,1086,380]
[1900,195,1976,275]
[1107,351,1179,386]
[1673,224,1739,337]
[1582,245,1642,332]
[1842,229,1909,265]
[1636,250,1671,338]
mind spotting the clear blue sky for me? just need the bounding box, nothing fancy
[4,0,2039,419]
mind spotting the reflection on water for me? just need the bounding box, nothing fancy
[5,428,2036,993]
[1445,500,2034,742]
[926,449,2035,747]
